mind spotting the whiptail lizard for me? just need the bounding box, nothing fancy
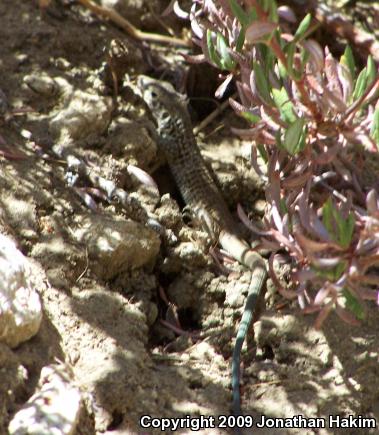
[138,75,267,420]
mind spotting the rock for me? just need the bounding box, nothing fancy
[0,234,42,349]
[0,195,38,240]
[106,116,157,167]
[23,73,59,96]
[23,73,113,142]
[8,363,82,435]
[73,215,160,279]
[50,88,112,141]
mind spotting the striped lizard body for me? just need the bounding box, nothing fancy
[138,75,267,420]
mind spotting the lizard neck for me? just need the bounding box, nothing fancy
[155,103,196,155]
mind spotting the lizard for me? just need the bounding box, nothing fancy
[137,75,267,420]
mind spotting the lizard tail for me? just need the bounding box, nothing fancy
[232,262,267,418]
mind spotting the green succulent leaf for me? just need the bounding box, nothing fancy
[263,44,277,73]
[206,30,235,70]
[342,288,365,320]
[322,197,334,236]
[247,8,258,22]
[267,0,279,22]
[366,55,376,88]
[283,118,306,155]
[206,30,222,69]
[241,111,261,124]
[312,261,345,281]
[278,60,288,80]
[216,32,235,70]
[257,143,268,162]
[352,67,367,101]
[229,0,251,26]
[300,46,310,71]
[352,56,376,101]
[285,41,296,76]
[370,107,379,149]
[312,260,346,281]
[294,13,311,41]
[279,198,288,216]
[236,27,246,52]
[337,213,355,249]
[332,207,346,242]
[272,87,296,123]
[340,45,356,79]
[253,61,273,104]
[275,129,283,149]
[260,0,278,20]
[284,41,303,80]
[334,261,347,281]
[322,198,355,248]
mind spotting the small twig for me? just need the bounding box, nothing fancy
[159,319,200,338]
[0,148,29,161]
[76,247,89,282]
[193,92,237,135]
[147,3,175,37]
[158,285,170,306]
[209,246,232,275]
[76,0,191,47]
[251,380,284,387]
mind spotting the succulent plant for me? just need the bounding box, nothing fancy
[178,0,379,326]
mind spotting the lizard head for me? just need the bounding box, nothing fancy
[137,75,192,147]
[138,76,178,110]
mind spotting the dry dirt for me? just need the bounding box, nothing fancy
[0,1,378,434]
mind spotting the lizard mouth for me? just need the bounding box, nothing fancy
[137,75,179,97]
